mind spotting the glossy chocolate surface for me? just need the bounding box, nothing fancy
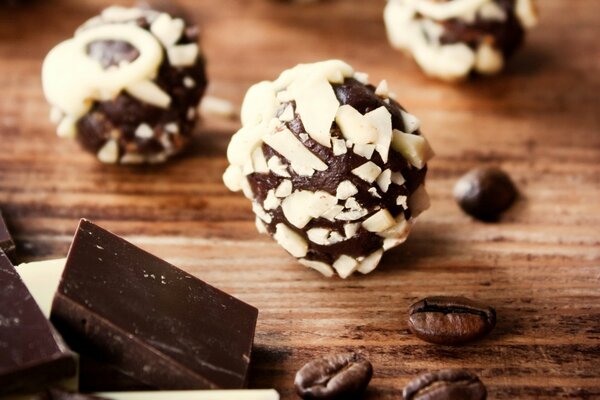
[51,219,258,390]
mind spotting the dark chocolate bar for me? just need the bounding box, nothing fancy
[0,210,16,261]
[0,251,77,395]
[51,219,259,390]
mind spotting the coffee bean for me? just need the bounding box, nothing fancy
[403,369,487,400]
[294,352,373,399]
[453,167,517,221]
[408,296,496,345]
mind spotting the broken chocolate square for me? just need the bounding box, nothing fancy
[0,251,77,396]
[51,219,259,390]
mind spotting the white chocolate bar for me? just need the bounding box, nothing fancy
[17,258,66,318]
[99,390,280,400]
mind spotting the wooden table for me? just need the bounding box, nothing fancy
[1,0,599,398]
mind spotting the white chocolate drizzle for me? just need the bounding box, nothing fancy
[42,7,201,142]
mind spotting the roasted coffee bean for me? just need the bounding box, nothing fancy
[453,167,517,221]
[403,369,487,400]
[408,296,496,345]
[294,352,373,399]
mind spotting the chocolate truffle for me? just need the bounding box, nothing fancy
[224,60,434,278]
[384,0,538,81]
[42,6,207,164]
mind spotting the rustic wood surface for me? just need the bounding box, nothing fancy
[1,0,599,398]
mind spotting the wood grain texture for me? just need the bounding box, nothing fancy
[0,0,599,398]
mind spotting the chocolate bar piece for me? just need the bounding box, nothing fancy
[0,252,77,396]
[51,219,259,390]
[18,259,151,392]
[0,210,16,261]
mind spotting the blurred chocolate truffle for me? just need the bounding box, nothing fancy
[42,6,207,164]
[224,60,434,278]
[385,0,538,81]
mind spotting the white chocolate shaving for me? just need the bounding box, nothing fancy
[333,255,359,279]
[353,144,376,159]
[353,71,369,84]
[332,138,348,156]
[167,43,199,67]
[307,228,345,246]
[97,139,119,163]
[274,224,308,258]
[256,218,268,234]
[515,0,538,28]
[263,128,327,175]
[292,77,339,147]
[336,181,358,200]
[391,130,434,169]
[150,13,184,47]
[56,117,77,138]
[299,259,335,278]
[135,123,154,139]
[335,209,368,222]
[267,156,291,178]
[165,122,179,134]
[400,110,421,133]
[368,188,382,198]
[357,249,384,274]
[321,205,344,221]
[183,76,196,88]
[377,169,392,193]
[397,195,408,208]
[335,105,378,145]
[362,209,396,232]
[351,162,382,183]
[344,223,360,238]
[375,80,389,97]
[391,171,406,186]
[251,147,269,174]
[252,202,272,223]
[365,106,393,163]
[475,43,505,75]
[263,190,281,210]
[200,96,236,119]
[282,190,336,229]
[126,80,171,108]
[275,180,293,198]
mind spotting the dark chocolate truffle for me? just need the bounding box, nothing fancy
[42,6,207,164]
[385,0,538,81]
[224,61,434,278]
